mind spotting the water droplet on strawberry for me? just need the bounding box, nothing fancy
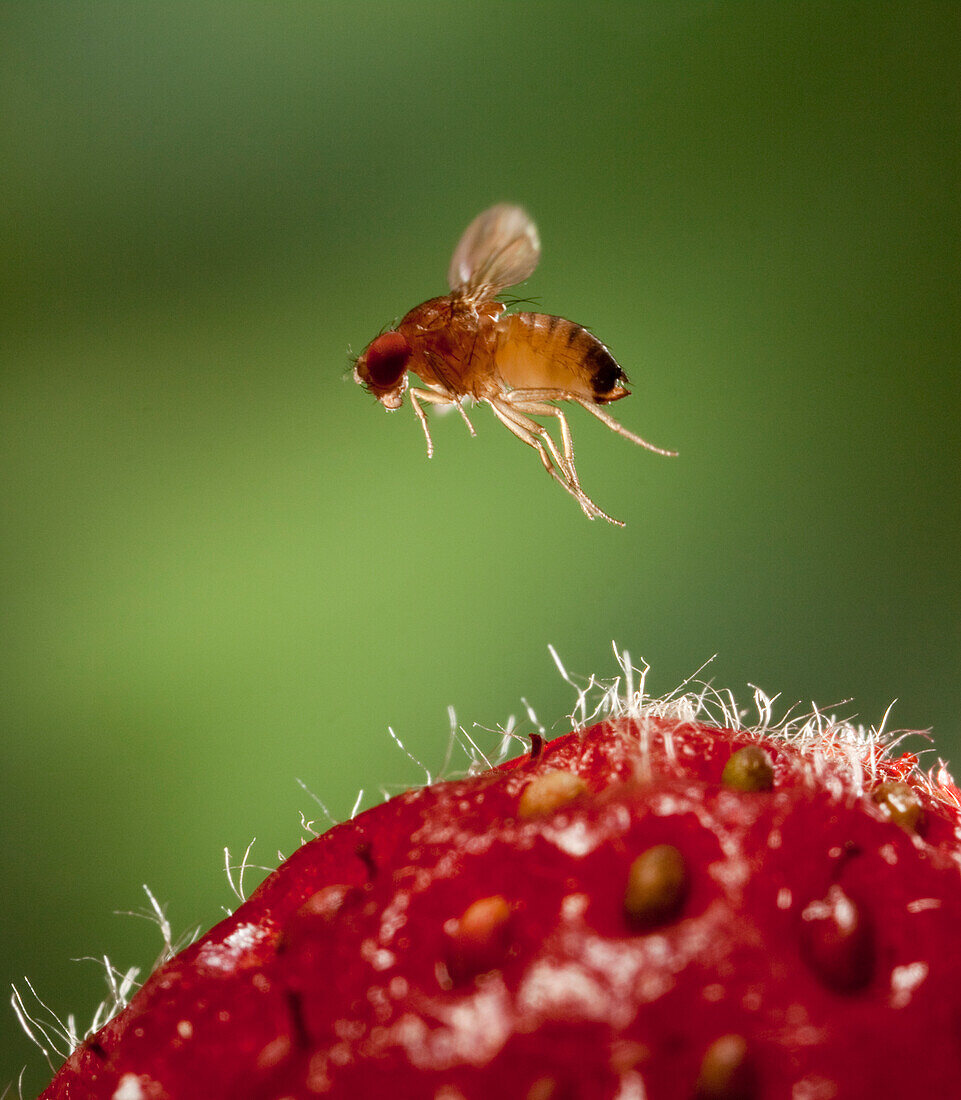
[800,884,873,992]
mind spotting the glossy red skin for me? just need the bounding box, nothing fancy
[41,719,961,1099]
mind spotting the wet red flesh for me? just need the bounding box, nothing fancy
[41,718,961,1098]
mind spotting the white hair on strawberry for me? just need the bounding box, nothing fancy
[18,648,961,1099]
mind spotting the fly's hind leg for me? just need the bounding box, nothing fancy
[498,400,577,489]
[488,398,624,526]
[500,390,625,526]
[571,397,677,456]
[488,400,592,519]
[505,387,677,457]
[501,391,582,492]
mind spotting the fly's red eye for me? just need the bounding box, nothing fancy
[364,331,412,390]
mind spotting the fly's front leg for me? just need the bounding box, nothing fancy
[417,384,478,439]
[421,352,478,438]
[409,387,455,458]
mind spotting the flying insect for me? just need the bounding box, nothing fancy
[353,204,674,525]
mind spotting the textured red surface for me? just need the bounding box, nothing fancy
[41,718,961,1098]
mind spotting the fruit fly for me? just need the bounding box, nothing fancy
[353,204,675,526]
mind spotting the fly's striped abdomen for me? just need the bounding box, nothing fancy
[493,312,630,403]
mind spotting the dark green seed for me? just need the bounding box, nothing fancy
[721,745,775,792]
[624,844,687,927]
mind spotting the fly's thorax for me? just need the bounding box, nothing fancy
[397,294,503,398]
[493,312,630,402]
[398,296,454,332]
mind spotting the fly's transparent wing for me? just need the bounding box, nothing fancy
[447,204,541,298]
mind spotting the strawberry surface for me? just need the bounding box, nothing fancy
[39,713,961,1099]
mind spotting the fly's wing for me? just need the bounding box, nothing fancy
[447,204,541,300]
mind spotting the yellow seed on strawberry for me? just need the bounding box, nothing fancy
[624,844,687,927]
[518,769,587,818]
[721,745,774,792]
[695,1033,754,1098]
[446,895,512,980]
[873,780,925,833]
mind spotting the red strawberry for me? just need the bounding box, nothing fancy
[37,693,961,1098]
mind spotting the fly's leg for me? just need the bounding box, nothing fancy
[453,398,477,437]
[410,386,478,457]
[502,393,581,493]
[491,400,579,497]
[487,400,592,518]
[422,383,477,437]
[498,392,625,526]
[494,394,578,488]
[488,398,624,526]
[572,397,678,456]
[421,353,477,437]
[505,387,677,457]
[409,387,453,458]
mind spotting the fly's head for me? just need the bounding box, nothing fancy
[354,330,412,410]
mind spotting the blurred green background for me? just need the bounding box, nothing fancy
[2,2,959,1091]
